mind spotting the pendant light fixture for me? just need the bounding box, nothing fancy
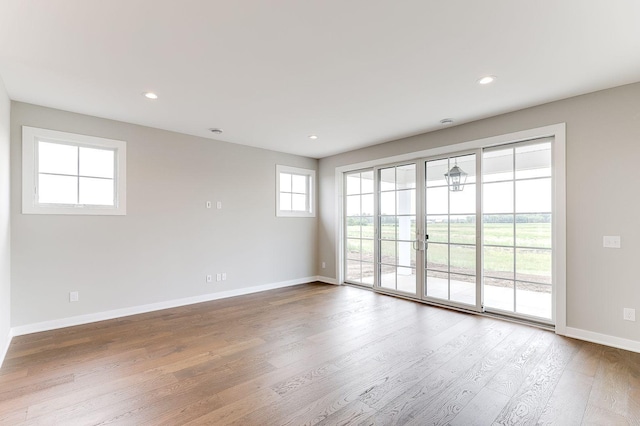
[444,159,467,192]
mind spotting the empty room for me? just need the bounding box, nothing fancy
[1,1,639,424]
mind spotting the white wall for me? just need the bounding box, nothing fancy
[318,82,640,347]
[10,102,318,328]
[0,77,10,366]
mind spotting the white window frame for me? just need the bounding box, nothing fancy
[276,165,316,217]
[22,126,127,215]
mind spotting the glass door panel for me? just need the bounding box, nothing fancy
[425,153,478,307]
[482,141,553,321]
[377,164,418,295]
[344,170,375,286]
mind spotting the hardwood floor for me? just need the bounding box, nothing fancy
[1,283,639,425]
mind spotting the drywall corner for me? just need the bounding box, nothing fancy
[0,75,11,368]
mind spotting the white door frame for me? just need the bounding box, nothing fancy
[421,149,483,313]
[334,123,566,332]
[372,160,421,298]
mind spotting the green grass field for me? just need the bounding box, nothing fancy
[347,222,551,283]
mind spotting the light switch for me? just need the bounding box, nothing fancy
[603,236,621,249]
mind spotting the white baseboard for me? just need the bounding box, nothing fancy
[563,326,640,353]
[11,276,318,337]
[0,329,13,368]
[316,276,339,285]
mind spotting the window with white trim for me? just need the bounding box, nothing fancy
[22,126,127,215]
[276,165,315,217]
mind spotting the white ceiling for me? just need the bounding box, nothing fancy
[1,1,639,159]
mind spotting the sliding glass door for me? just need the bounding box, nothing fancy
[377,163,418,296]
[424,153,481,310]
[482,139,553,321]
[343,137,555,324]
[345,170,375,286]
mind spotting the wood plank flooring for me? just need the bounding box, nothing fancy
[1,283,639,425]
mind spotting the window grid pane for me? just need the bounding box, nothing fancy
[344,169,375,286]
[79,177,115,206]
[482,140,552,319]
[379,164,417,296]
[291,194,306,211]
[38,174,78,204]
[280,193,292,211]
[291,174,307,194]
[425,154,476,306]
[280,173,292,192]
[79,147,115,179]
[37,141,117,207]
[24,127,126,215]
[38,141,78,175]
[278,169,313,214]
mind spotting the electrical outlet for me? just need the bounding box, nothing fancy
[322,262,326,269]
[206,275,212,283]
[623,308,636,321]
[216,201,222,209]
[222,273,227,281]
[603,236,621,248]
[216,273,222,282]
[69,291,79,302]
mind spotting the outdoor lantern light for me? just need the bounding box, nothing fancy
[444,160,468,192]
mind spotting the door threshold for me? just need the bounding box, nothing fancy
[345,283,555,332]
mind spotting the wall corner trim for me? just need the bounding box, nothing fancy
[562,326,640,354]
[316,276,340,285]
[0,330,14,368]
[10,276,319,337]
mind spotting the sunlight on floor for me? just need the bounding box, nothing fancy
[379,274,551,319]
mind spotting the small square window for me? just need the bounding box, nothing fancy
[276,165,315,217]
[22,126,126,215]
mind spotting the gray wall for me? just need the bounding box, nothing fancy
[11,102,318,327]
[0,78,10,363]
[318,82,640,343]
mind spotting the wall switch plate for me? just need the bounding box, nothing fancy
[216,273,222,282]
[623,308,636,321]
[206,275,212,283]
[603,236,621,248]
[69,291,79,302]
[206,201,212,209]
[222,273,227,281]
[216,201,222,209]
[322,262,326,269]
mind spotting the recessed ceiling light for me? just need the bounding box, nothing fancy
[143,92,158,99]
[477,76,497,85]
[209,128,223,134]
[440,118,454,125]
[308,135,318,140]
